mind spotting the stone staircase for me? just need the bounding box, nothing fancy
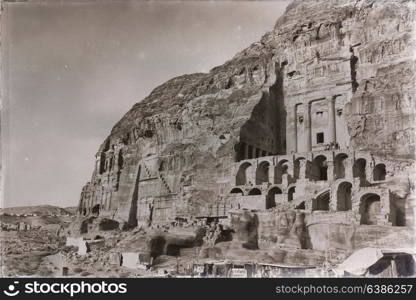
[158,172,172,194]
[142,162,172,194]
[143,164,153,178]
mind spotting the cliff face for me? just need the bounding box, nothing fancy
[78,0,415,227]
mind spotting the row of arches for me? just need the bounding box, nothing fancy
[231,182,404,226]
[236,155,387,186]
[230,186,296,209]
[311,189,381,225]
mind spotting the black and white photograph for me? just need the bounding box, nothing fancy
[1,0,415,288]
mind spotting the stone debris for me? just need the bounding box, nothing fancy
[121,252,152,269]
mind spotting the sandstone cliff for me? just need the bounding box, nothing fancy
[78,0,415,228]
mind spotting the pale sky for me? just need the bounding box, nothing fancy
[3,0,290,208]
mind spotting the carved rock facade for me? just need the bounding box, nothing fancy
[77,0,415,253]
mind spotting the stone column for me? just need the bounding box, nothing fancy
[282,174,289,188]
[247,163,256,185]
[327,160,335,182]
[344,157,354,179]
[231,165,237,186]
[378,192,391,225]
[327,96,336,144]
[299,159,307,179]
[286,106,298,153]
[329,185,337,211]
[269,163,276,184]
[305,102,312,152]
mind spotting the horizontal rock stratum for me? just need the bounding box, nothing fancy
[77,0,415,237]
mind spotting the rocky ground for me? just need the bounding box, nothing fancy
[1,230,64,277]
[1,227,198,278]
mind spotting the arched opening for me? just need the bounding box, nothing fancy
[267,187,282,208]
[294,158,306,180]
[248,188,261,196]
[236,162,253,186]
[230,188,244,195]
[313,190,330,211]
[353,158,366,185]
[288,186,296,201]
[360,193,381,225]
[91,204,100,215]
[336,182,352,211]
[334,153,348,179]
[311,155,328,181]
[373,164,386,181]
[256,161,270,185]
[275,160,289,184]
